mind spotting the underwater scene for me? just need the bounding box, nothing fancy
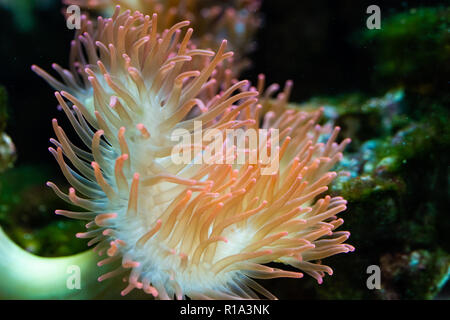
[0,0,448,302]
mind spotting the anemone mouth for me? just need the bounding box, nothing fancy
[34,6,353,300]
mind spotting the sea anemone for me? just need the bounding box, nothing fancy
[31,6,353,299]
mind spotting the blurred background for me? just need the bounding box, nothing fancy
[0,0,448,299]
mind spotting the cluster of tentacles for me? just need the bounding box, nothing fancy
[64,0,262,74]
[33,6,353,299]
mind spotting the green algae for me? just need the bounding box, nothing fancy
[307,7,450,299]
[290,7,450,298]
[304,104,449,299]
[360,6,449,100]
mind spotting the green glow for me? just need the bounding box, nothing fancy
[0,227,147,299]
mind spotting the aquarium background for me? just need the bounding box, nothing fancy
[0,0,448,299]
